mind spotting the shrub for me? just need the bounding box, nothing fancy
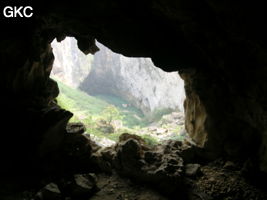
[141,134,158,146]
[101,105,123,125]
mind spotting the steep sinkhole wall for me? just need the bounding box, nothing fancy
[80,41,186,115]
[50,37,190,146]
[51,37,186,113]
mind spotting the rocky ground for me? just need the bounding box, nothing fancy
[185,160,267,200]
[1,123,266,200]
[2,159,266,200]
[37,134,267,200]
[136,112,189,142]
[87,161,267,200]
[90,173,168,200]
[78,161,267,200]
[90,134,116,147]
[89,111,192,147]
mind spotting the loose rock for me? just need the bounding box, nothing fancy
[185,164,201,177]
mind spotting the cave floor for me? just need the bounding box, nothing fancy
[89,159,267,200]
[186,159,267,200]
[90,173,168,200]
[1,159,267,200]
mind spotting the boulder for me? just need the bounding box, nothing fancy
[70,174,99,199]
[97,133,186,197]
[35,183,61,200]
[223,161,236,170]
[185,164,201,177]
[97,120,115,134]
[66,122,86,135]
[57,174,99,199]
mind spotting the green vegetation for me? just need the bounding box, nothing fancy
[95,94,146,127]
[56,79,146,127]
[56,79,108,115]
[141,134,158,146]
[54,79,185,145]
[101,105,123,125]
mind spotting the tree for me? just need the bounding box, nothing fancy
[101,105,123,125]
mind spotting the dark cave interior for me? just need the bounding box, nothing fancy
[0,1,267,199]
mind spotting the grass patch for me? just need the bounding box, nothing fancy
[141,134,158,146]
[95,94,146,127]
[54,79,149,134]
[53,78,183,145]
[56,80,109,115]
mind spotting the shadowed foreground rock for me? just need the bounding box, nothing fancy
[93,133,201,198]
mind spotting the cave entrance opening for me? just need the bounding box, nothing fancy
[50,37,190,147]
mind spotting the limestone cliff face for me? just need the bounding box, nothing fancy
[181,72,207,148]
[51,37,93,88]
[80,42,185,115]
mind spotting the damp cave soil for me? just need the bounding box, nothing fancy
[186,159,267,200]
[1,159,267,200]
[92,160,267,200]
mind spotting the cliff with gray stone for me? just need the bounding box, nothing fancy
[80,42,185,115]
[51,37,93,88]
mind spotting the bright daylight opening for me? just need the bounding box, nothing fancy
[50,37,190,147]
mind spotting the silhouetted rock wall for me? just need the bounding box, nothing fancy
[1,1,267,186]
